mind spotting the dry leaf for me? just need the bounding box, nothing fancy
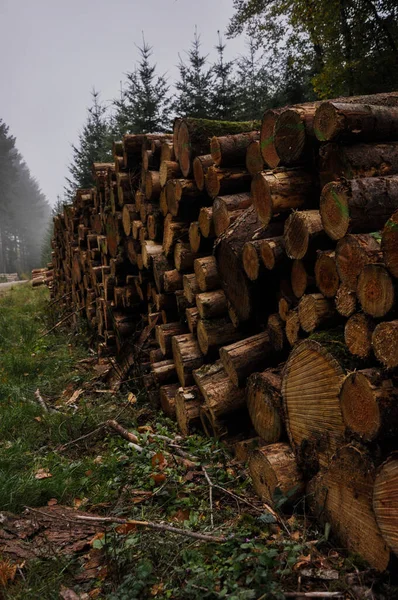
[89,532,105,547]
[66,388,84,405]
[171,509,190,522]
[127,392,137,404]
[151,452,167,470]
[34,416,42,422]
[115,523,137,535]
[138,425,153,433]
[150,582,164,596]
[47,498,58,506]
[59,587,80,600]
[35,468,52,479]
[151,473,166,485]
[88,589,101,598]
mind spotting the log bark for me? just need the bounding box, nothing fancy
[357,263,395,318]
[183,273,200,304]
[193,154,214,191]
[344,312,375,359]
[145,171,161,201]
[212,193,252,237]
[194,256,220,291]
[249,443,304,506]
[151,359,178,386]
[234,437,265,462]
[196,317,242,356]
[282,339,347,470]
[163,270,183,294]
[186,307,200,334]
[373,455,398,558]
[251,168,316,227]
[381,209,398,278]
[160,139,175,163]
[188,221,212,254]
[308,446,390,572]
[319,141,398,187]
[220,331,273,387]
[205,166,252,199]
[174,242,198,273]
[175,385,203,435]
[246,140,264,175]
[260,108,283,169]
[372,320,398,369]
[156,322,186,356]
[242,240,264,281]
[193,360,245,420]
[284,210,327,260]
[260,236,286,270]
[165,178,202,217]
[267,313,285,352]
[320,176,398,240]
[298,293,336,333]
[163,214,189,256]
[152,255,174,292]
[335,234,381,291]
[315,250,339,298]
[285,309,300,347]
[159,160,181,187]
[177,118,260,178]
[141,240,163,269]
[172,333,204,387]
[198,207,214,238]
[210,131,259,167]
[291,259,316,299]
[340,369,398,441]
[160,383,179,419]
[196,289,227,319]
[335,284,357,317]
[121,204,137,237]
[246,367,283,442]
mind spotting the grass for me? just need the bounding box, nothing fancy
[0,285,388,599]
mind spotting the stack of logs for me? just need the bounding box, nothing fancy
[48,92,398,572]
[32,266,53,288]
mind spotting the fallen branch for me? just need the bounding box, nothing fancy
[57,424,107,451]
[39,303,93,338]
[283,593,344,598]
[34,388,49,413]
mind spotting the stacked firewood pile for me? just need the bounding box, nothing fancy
[31,266,54,287]
[48,93,398,571]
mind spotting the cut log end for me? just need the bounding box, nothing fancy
[315,251,339,298]
[374,455,398,558]
[357,263,394,318]
[313,102,343,142]
[320,182,350,240]
[274,109,307,165]
[344,313,375,359]
[372,320,398,369]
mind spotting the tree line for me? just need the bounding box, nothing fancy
[0,121,51,274]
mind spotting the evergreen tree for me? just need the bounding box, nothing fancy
[65,89,112,199]
[173,28,213,118]
[234,39,272,120]
[210,32,237,120]
[113,37,171,135]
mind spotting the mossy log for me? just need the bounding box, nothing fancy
[249,443,304,507]
[175,385,203,435]
[210,131,259,167]
[220,331,273,387]
[320,176,398,240]
[373,454,398,558]
[172,333,204,387]
[315,250,339,298]
[212,193,252,237]
[246,367,283,442]
[196,289,227,319]
[205,166,252,199]
[251,168,316,227]
[344,312,375,359]
[372,320,398,369]
[308,445,390,572]
[340,369,398,441]
[335,234,381,291]
[357,263,395,318]
[246,140,264,175]
[193,360,245,420]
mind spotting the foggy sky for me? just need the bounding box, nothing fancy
[0,0,247,205]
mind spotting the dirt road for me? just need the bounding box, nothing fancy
[0,280,29,293]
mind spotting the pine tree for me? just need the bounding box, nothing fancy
[210,32,237,120]
[173,28,213,118]
[234,39,272,120]
[65,89,112,199]
[113,37,171,135]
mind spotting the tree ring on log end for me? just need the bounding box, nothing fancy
[320,182,350,240]
[313,102,344,142]
[340,372,381,441]
[274,109,306,164]
[251,172,272,226]
[374,455,398,557]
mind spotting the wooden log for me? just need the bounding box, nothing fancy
[193,154,214,191]
[145,171,161,201]
[274,104,318,164]
[172,118,182,160]
[193,360,245,420]
[160,139,175,163]
[220,331,272,387]
[242,240,264,281]
[196,289,227,319]
[251,168,316,227]
[246,367,283,442]
[186,307,200,334]
[249,443,304,507]
[340,369,398,442]
[234,437,265,462]
[308,446,390,572]
[260,108,283,169]
[188,221,204,254]
[335,284,357,317]
[285,309,300,347]
[177,117,260,178]
[174,242,197,273]
[163,214,189,256]
[357,263,395,318]
[156,322,186,356]
[320,176,398,240]
[284,210,327,260]
[151,359,178,386]
[160,383,179,419]
[163,270,183,294]
[196,317,242,356]
[210,131,259,167]
[159,187,168,216]
[319,142,398,187]
[159,160,181,187]
[344,312,375,359]
[298,293,336,333]
[314,250,339,298]
[183,273,200,304]
[212,192,252,237]
[372,320,398,369]
[373,455,398,558]
[172,333,204,387]
[260,236,286,270]
[205,166,252,199]
[267,313,285,352]
[122,204,137,236]
[153,255,174,292]
[314,100,398,143]
[166,178,202,217]
[141,240,163,269]
[335,234,381,291]
[246,140,263,175]
[282,339,347,470]
[194,256,220,292]
[175,385,203,435]
[381,209,398,278]
[150,348,164,364]
[291,259,315,299]
[198,207,214,238]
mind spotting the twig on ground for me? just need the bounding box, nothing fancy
[39,302,93,338]
[283,593,344,598]
[57,424,107,451]
[106,420,143,452]
[34,388,49,412]
[202,467,214,529]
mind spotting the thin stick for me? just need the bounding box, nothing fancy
[106,420,143,452]
[202,467,214,529]
[57,424,106,451]
[39,302,92,338]
[34,388,49,413]
[283,593,343,598]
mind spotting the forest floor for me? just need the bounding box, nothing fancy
[0,285,396,600]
